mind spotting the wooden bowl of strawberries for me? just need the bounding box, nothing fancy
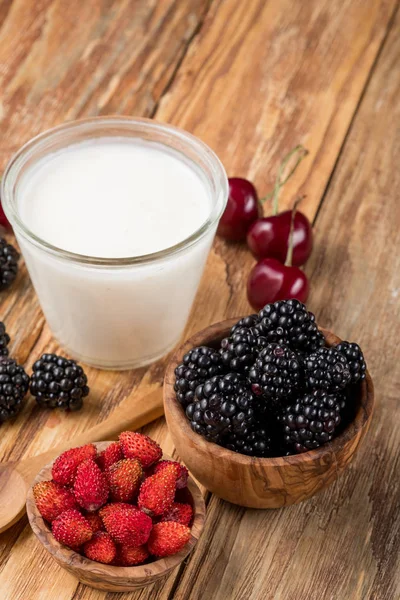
[26,433,206,592]
[164,300,374,508]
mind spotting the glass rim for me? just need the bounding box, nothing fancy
[1,116,228,267]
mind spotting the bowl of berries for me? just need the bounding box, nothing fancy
[164,299,374,508]
[26,433,205,592]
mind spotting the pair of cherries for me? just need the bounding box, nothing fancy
[217,146,312,309]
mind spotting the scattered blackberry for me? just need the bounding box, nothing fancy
[174,346,224,407]
[305,347,351,392]
[225,427,272,457]
[30,354,89,411]
[0,321,10,356]
[0,238,19,290]
[258,299,325,352]
[185,373,254,442]
[335,341,366,384]
[282,389,343,453]
[0,357,29,422]
[248,342,302,400]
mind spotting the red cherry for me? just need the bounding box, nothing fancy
[247,210,312,266]
[246,145,310,263]
[247,196,309,309]
[247,258,309,310]
[0,198,10,229]
[217,178,260,241]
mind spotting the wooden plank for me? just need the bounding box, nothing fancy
[0,0,398,599]
[0,1,211,599]
[0,0,210,168]
[170,7,400,600]
[157,0,396,218]
[152,0,399,323]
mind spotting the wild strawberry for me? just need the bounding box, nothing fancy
[85,512,104,533]
[83,531,116,564]
[52,444,96,486]
[97,442,123,471]
[117,544,149,566]
[138,466,177,516]
[153,460,189,489]
[52,509,92,548]
[100,503,152,547]
[74,459,109,511]
[33,481,77,523]
[161,502,193,526]
[148,522,191,557]
[106,458,143,503]
[119,431,162,468]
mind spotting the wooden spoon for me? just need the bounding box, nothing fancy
[0,387,164,534]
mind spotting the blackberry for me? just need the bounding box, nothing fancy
[231,314,259,332]
[340,386,356,424]
[185,373,254,442]
[305,347,351,392]
[0,357,29,422]
[0,238,19,290]
[220,314,270,374]
[248,342,302,400]
[0,322,10,356]
[258,299,325,352]
[224,427,272,457]
[251,391,287,425]
[335,341,366,385]
[174,346,224,407]
[282,389,343,453]
[30,354,89,411]
[220,327,255,373]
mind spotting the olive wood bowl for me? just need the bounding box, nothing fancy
[26,442,206,592]
[164,320,374,509]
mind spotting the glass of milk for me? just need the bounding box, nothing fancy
[2,117,228,369]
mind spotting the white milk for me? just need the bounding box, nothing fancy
[5,122,227,369]
[19,140,210,258]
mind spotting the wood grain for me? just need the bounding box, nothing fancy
[0,0,210,167]
[164,322,374,508]
[0,0,399,598]
[155,0,398,329]
[169,6,400,600]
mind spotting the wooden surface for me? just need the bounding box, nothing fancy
[0,0,399,598]
[26,445,206,592]
[164,323,374,509]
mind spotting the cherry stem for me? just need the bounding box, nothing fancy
[285,196,305,267]
[260,145,309,214]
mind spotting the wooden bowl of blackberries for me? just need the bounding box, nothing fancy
[164,299,374,508]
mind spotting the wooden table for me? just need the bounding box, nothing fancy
[0,1,399,598]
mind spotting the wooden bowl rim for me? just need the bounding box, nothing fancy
[26,442,206,582]
[164,318,374,467]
